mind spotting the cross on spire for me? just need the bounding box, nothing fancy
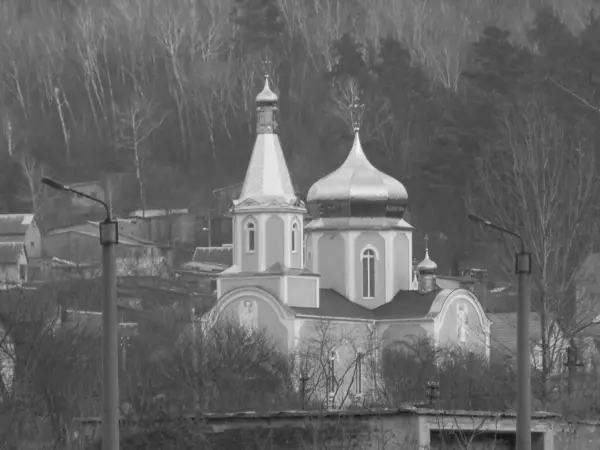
[424,234,429,251]
[350,95,365,132]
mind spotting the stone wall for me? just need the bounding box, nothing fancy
[73,407,600,449]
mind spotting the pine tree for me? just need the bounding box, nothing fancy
[330,33,369,86]
[462,26,533,96]
[231,0,285,55]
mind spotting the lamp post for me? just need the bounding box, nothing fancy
[468,213,531,450]
[42,177,120,450]
[563,316,600,397]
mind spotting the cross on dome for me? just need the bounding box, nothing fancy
[350,95,365,132]
[262,57,273,80]
[418,234,438,273]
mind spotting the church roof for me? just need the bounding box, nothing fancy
[292,289,441,321]
[373,289,441,319]
[292,289,376,320]
[238,133,297,204]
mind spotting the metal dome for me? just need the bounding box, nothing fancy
[306,131,408,219]
[417,246,438,274]
[256,75,278,103]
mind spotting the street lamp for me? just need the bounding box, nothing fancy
[563,316,600,396]
[41,177,120,450]
[468,213,532,450]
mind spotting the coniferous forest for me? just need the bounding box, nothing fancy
[1,0,600,268]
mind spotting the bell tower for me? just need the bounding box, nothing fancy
[228,62,306,274]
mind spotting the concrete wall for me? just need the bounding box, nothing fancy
[315,232,345,292]
[298,319,376,406]
[286,276,318,308]
[265,216,285,268]
[393,231,412,292]
[24,220,41,258]
[220,276,281,299]
[72,409,595,449]
[0,251,26,283]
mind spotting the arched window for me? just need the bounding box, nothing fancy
[362,249,376,298]
[291,222,299,253]
[245,221,256,252]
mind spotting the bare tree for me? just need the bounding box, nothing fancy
[0,286,102,447]
[472,91,600,402]
[15,153,50,213]
[115,91,167,217]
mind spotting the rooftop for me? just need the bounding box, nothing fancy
[0,214,34,237]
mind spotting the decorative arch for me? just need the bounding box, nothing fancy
[430,289,491,353]
[207,286,294,327]
[432,289,490,329]
[243,217,257,253]
[361,246,377,299]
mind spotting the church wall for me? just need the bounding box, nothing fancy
[220,277,281,299]
[297,319,377,406]
[265,215,285,268]
[354,233,385,308]
[286,276,318,308]
[317,233,346,292]
[393,232,411,292]
[379,322,432,350]
[437,297,487,353]
[219,294,290,353]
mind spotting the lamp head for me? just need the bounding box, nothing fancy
[41,177,67,191]
[467,213,492,227]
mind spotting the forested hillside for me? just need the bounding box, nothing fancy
[0,0,599,255]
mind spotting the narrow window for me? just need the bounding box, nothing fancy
[356,352,363,394]
[362,249,375,298]
[246,222,256,252]
[19,265,26,282]
[291,222,299,253]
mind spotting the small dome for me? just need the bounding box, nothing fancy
[307,132,408,219]
[417,248,438,273]
[256,75,278,103]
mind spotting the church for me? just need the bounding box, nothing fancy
[204,72,491,404]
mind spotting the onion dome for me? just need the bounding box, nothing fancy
[306,131,408,219]
[256,74,278,104]
[417,235,438,273]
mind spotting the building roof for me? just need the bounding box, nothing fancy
[0,242,24,264]
[292,288,441,321]
[48,222,157,247]
[129,209,189,218]
[373,289,441,320]
[488,312,542,356]
[192,246,233,266]
[292,289,376,320]
[0,214,34,238]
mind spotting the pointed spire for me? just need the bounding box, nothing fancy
[237,59,298,206]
